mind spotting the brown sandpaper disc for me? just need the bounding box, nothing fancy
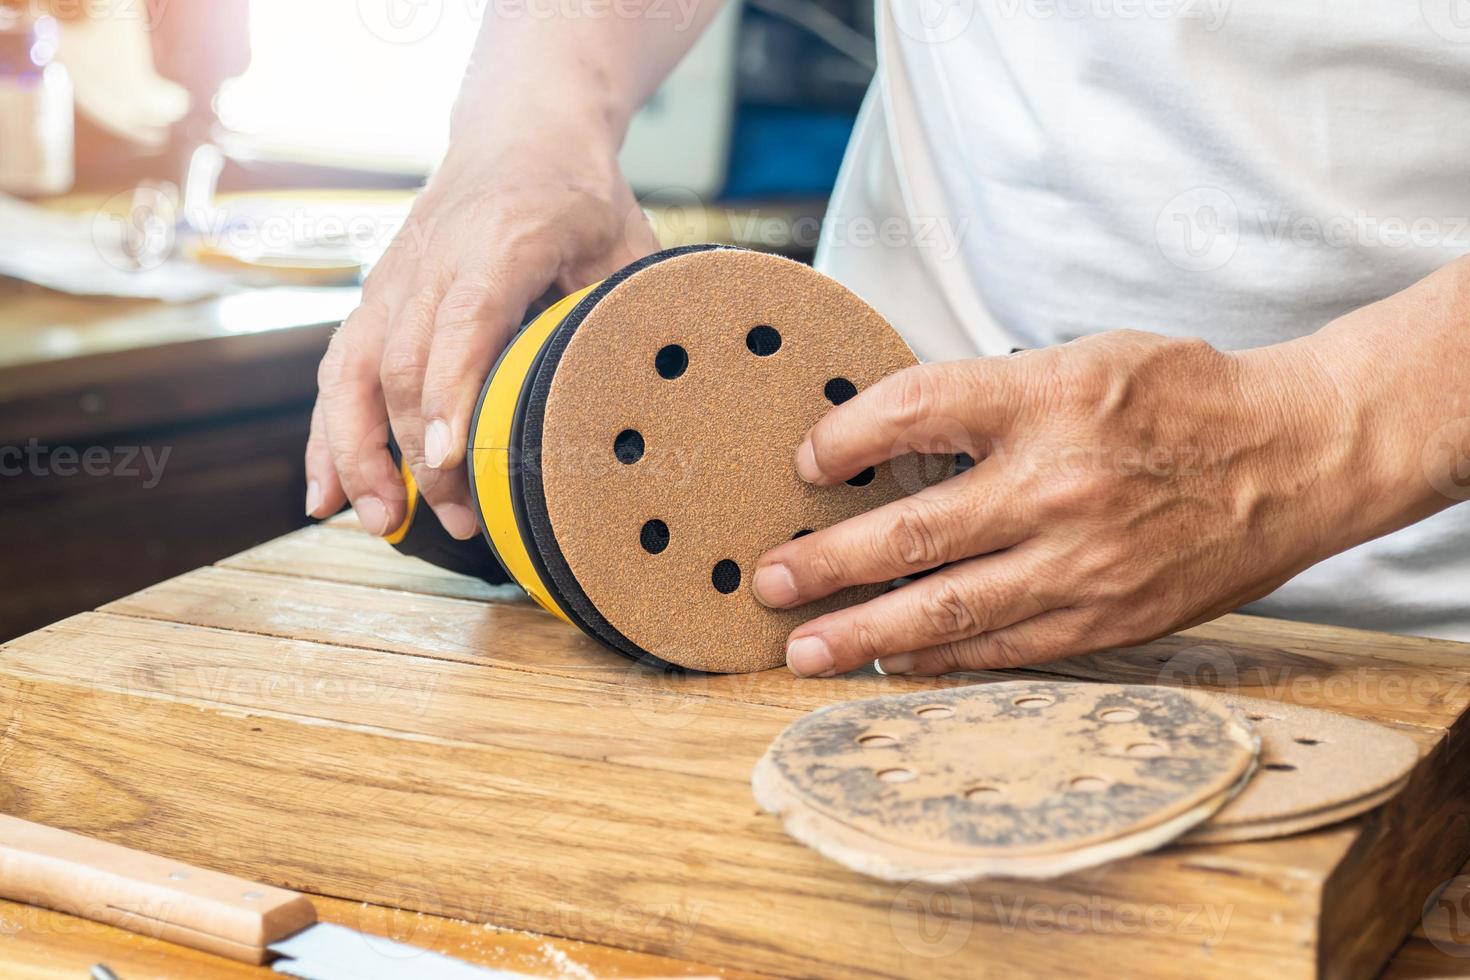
[1181,774,1411,845]
[1178,694,1420,844]
[538,248,951,672]
[752,681,1258,880]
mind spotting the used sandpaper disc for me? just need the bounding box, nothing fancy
[753,682,1258,881]
[471,245,951,673]
[1179,694,1419,844]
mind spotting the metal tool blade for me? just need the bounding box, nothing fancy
[270,922,527,980]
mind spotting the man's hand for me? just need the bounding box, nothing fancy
[305,132,657,538]
[753,329,1368,677]
[302,0,729,537]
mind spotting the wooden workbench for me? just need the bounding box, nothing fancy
[3,513,1470,978]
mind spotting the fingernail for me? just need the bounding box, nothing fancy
[876,653,916,676]
[787,635,834,677]
[795,439,821,483]
[356,495,392,536]
[305,480,322,517]
[424,419,452,469]
[753,563,799,608]
[437,502,479,540]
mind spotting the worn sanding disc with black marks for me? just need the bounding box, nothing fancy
[753,681,1258,880]
[478,245,952,673]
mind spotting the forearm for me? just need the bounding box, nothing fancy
[1286,256,1470,553]
[452,0,728,148]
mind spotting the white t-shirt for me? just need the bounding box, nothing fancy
[817,0,1470,640]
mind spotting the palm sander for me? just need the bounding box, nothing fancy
[386,245,951,672]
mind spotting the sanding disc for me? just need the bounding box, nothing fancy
[1181,775,1410,845]
[753,682,1257,881]
[521,247,949,672]
[1179,695,1419,844]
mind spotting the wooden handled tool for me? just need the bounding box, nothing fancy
[0,814,515,977]
[0,813,312,963]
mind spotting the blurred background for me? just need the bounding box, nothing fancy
[0,0,876,641]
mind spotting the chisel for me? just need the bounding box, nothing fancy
[0,814,520,978]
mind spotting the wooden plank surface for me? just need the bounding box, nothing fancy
[3,520,1470,977]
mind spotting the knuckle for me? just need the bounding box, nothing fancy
[434,284,491,331]
[919,581,979,640]
[1064,354,1115,409]
[319,310,384,392]
[1170,335,1218,360]
[929,639,977,674]
[378,342,425,396]
[978,631,1030,670]
[802,545,849,591]
[1037,468,1099,518]
[805,426,835,475]
[318,331,361,392]
[317,341,345,392]
[342,295,389,332]
[889,366,937,429]
[843,620,887,662]
[886,501,945,569]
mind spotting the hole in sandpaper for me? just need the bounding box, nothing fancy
[746,325,781,356]
[1100,707,1139,723]
[711,559,742,594]
[640,519,670,555]
[824,377,858,405]
[614,429,645,464]
[655,344,688,379]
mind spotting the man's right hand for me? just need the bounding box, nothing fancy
[305,127,659,538]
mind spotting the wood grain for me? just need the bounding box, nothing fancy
[221,526,1470,728]
[3,518,1470,978]
[0,673,1334,978]
[103,563,1008,711]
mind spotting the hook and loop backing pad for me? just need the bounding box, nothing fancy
[469,245,953,673]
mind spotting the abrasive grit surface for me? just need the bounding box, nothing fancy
[537,248,951,672]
